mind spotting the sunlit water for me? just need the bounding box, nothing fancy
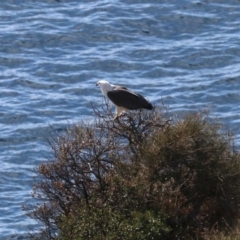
[1,0,240,238]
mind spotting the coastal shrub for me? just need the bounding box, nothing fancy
[24,103,240,240]
[140,112,240,239]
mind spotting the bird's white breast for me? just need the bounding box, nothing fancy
[100,83,113,97]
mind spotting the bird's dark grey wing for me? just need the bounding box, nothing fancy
[107,87,153,110]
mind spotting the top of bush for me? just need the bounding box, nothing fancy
[25,103,240,240]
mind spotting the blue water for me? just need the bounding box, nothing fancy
[1,0,240,238]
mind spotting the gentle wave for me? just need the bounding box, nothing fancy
[0,0,240,238]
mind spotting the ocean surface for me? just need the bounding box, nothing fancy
[0,0,240,238]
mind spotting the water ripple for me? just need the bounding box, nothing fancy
[0,0,240,238]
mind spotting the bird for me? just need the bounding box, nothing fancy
[96,80,153,119]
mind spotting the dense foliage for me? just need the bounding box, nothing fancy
[25,104,240,239]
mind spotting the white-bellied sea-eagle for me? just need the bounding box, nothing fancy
[96,80,153,119]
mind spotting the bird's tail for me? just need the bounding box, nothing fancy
[145,102,153,110]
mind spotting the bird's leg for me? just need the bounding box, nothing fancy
[113,106,129,120]
[113,115,119,120]
[114,106,124,120]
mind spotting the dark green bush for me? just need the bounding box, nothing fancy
[141,112,240,239]
[25,104,240,240]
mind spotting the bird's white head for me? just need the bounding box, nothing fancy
[96,80,113,97]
